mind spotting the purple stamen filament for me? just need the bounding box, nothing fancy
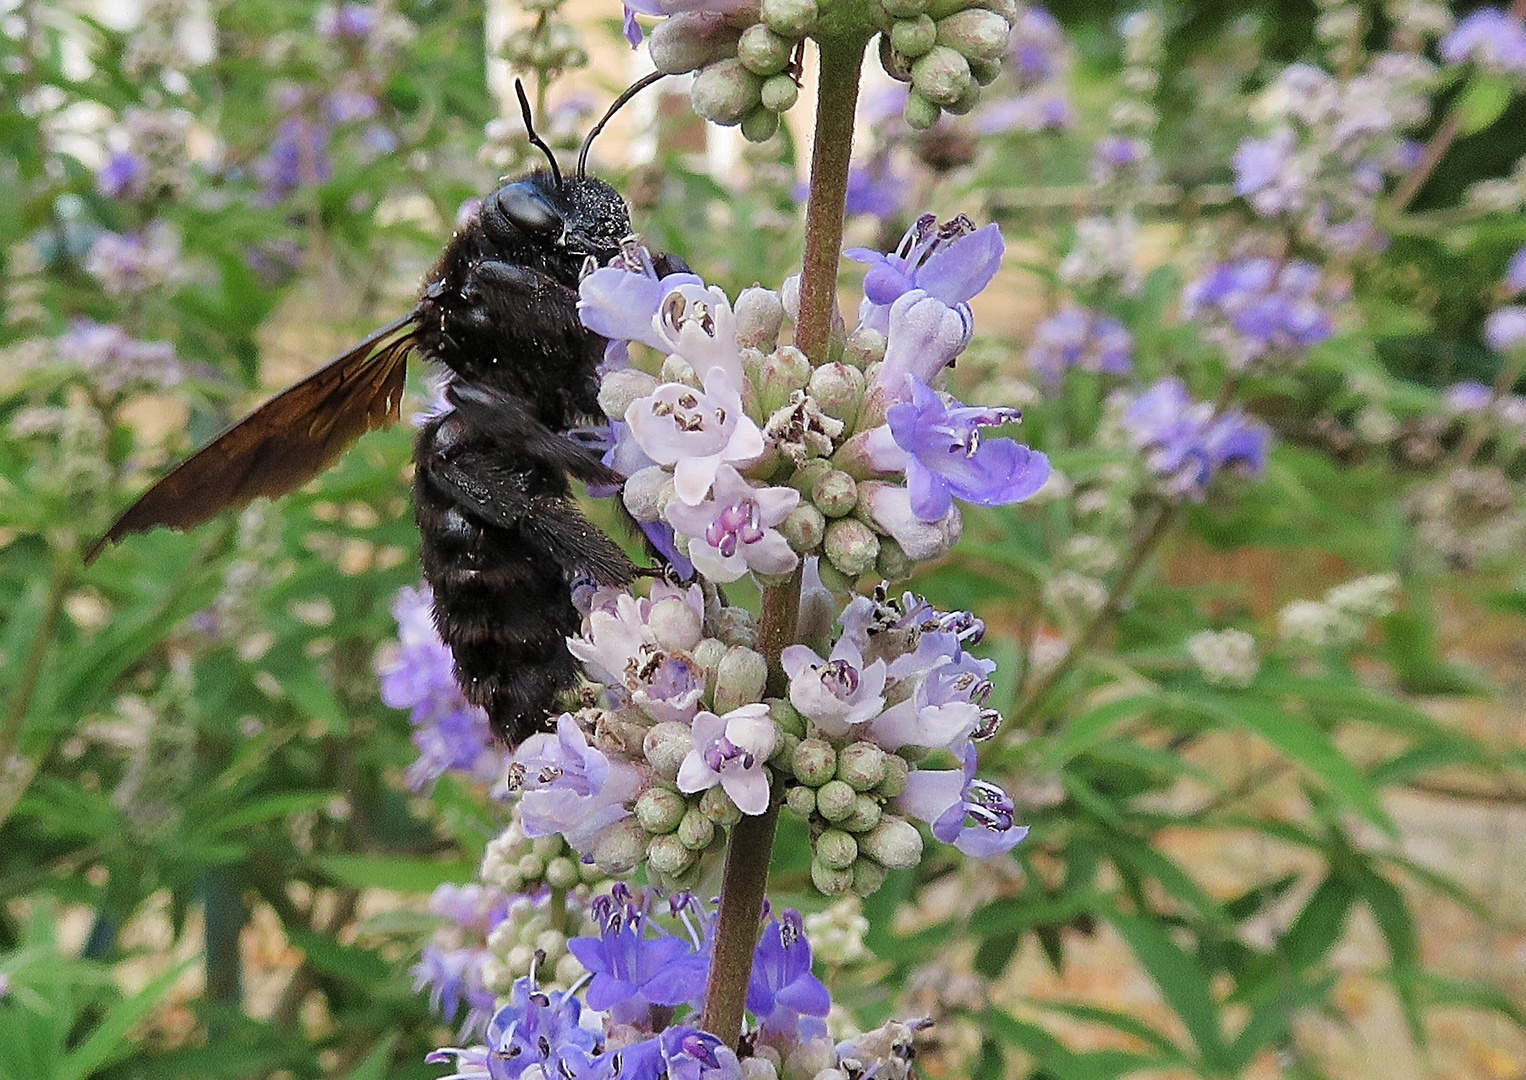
[705,498,764,557]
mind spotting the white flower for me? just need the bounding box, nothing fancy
[782,637,888,737]
[626,367,765,505]
[677,704,777,815]
[664,466,799,583]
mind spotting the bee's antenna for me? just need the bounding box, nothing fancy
[515,78,563,187]
[577,70,669,179]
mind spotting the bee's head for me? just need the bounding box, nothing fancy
[479,172,632,266]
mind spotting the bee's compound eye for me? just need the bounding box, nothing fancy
[485,182,561,238]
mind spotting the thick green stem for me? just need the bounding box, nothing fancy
[699,40,865,1048]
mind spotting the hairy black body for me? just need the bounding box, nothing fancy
[91,169,687,747]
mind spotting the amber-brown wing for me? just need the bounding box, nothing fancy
[86,315,417,563]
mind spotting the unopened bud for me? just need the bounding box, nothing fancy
[692,59,764,126]
[876,536,914,581]
[781,503,827,552]
[812,469,858,518]
[740,105,781,143]
[815,557,854,594]
[592,819,646,875]
[860,816,922,869]
[825,517,879,577]
[968,55,1001,85]
[943,80,981,116]
[635,786,687,834]
[811,858,853,895]
[793,738,837,786]
[545,856,579,889]
[742,1058,779,1080]
[714,645,767,712]
[881,0,926,16]
[838,741,887,791]
[876,753,910,798]
[936,9,1010,60]
[517,852,545,880]
[768,696,807,738]
[761,73,800,113]
[841,794,882,833]
[844,327,886,369]
[661,353,699,386]
[851,857,888,896]
[760,0,817,36]
[693,636,729,673]
[815,828,858,869]
[891,14,937,57]
[784,1038,838,1080]
[700,783,744,826]
[649,12,740,75]
[600,368,659,420]
[623,465,671,523]
[816,778,857,821]
[769,731,800,770]
[785,783,817,819]
[794,582,834,655]
[911,46,971,107]
[677,806,716,850]
[738,22,793,75]
[649,596,703,653]
[734,286,785,350]
[903,87,942,129]
[808,361,864,424]
[647,833,697,875]
[713,605,759,649]
[761,345,812,407]
[644,721,695,781]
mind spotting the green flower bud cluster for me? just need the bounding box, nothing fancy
[480,816,606,895]
[775,718,921,896]
[874,0,1018,129]
[499,6,588,81]
[482,894,596,992]
[632,778,742,891]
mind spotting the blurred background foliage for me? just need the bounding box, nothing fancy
[3,1,1526,1078]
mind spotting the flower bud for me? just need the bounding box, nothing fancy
[649,596,703,653]
[816,778,857,821]
[815,828,858,869]
[768,696,807,738]
[760,0,817,36]
[635,785,687,834]
[840,794,882,833]
[648,832,697,875]
[649,12,741,75]
[789,459,832,496]
[677,806,717,850]
[769,730,800,771]
[740,106,781,143]
[903,88,942,129]
[760,74,799,113]
[943,80,981,116]
[742,1059,779,1080]
[785,783,817,819]
[935,9,1010,60]
[599,368,659,420]
[623,465,672,523]
[852,857,888,896]
[644,721,695,781]
[760,345,813,413]
[517,852,546,880]
[693,635,729,673]
[844,327,886,369]
[735,286,785,350]
[876,536,914,581]
[794,581,834,655]
[824,517,879,577]
[793,738,837,786]
[545,856,579,889]
[812,469,858,518]
[784,1037,838,1080]
[859,816,922,869]
[713,605,760,649]
[911,45,971,107]
[837,741,887,791]
[777,503,825,554]
[807,361,864,424]
[660,353,700,387]
[692,59,764,126]
[879,32,914,82]
[876,753,910,798]
[714,645,768,712]
[815,557,854,594]
[968,54,1001,85]
[890,14,937,58]
[592,818,646,875]
[700,783,744,826]
[881,0,926,16]
[738,22,793,75]
[811,858,853,895]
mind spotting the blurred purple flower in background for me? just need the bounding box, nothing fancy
[1027,305,1133,383]
[1121,378,1270,501]
[256,114,332,204]
[1182,257,1332,367]
[1440,7,1526,73]
[1505,244,1526,296]
[1485,306,1526,352]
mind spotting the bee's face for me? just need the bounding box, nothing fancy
[480,172,631,271]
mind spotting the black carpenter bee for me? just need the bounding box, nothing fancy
[89,78,684,747]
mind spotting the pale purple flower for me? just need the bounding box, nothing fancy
[85,225,182,297]
[568,892,707,1016]
[781,637,888,737]
[1027,305,1133,382]
[1486,306,1526,352]
[412,944,496,1036]
[1009,6,1066,85]
[1440,8,1526,73]
[677,704,777,815]
[428,883,508,933]
[1446,381,1493,412]
[54,320,183,394]
[1090,134,1146,185]
[578,252,704,354]
[621,0,755,46]
[974,92,1073,134]
[663,466,799,582]
[98,151,147,200]
[878,377,1050,521]
[513,715,643,852]
[1182,257,1332,366]
[567,583,707,723]
[1506,245,1526,296]
[872,289,972,394]
[846,215,1004,326]
[857,481,963,562]
[626,370,764,505]
[1232,128,1311,217]
[325,88,379,123]
[794,163,905,220]
[256,114,331,203]
[1121,378,1270,501]
[896,746,1028,858]
[318,2,382,40]
[868,649,994,753]
[653,283,747,386]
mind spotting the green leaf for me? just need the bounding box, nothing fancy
[982,1008,1163,1080]
[1456,72,1516,135]
[314,854,476,893]
[287,930,391,985]
[56,958,193,1080]
[1106,910,1230,1071]
[1036,694,1160,771]
[340,1034,400,1080]
[199,791,337,835]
